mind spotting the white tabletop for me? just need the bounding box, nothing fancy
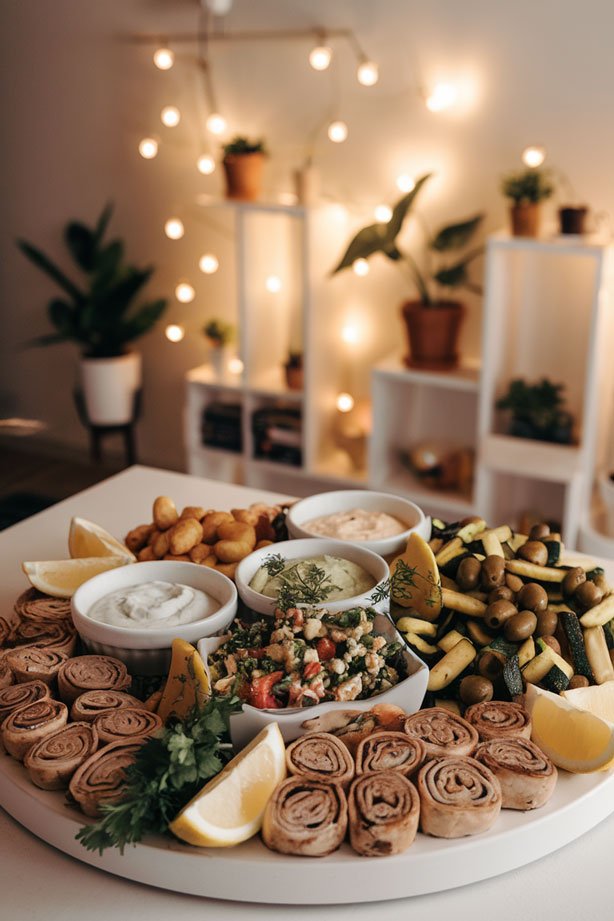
[0,465,612,920]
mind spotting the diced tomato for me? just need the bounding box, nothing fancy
[316,637,336,661]
[248,671,284,709]
[303,662,322,679]
[247,648,266,659]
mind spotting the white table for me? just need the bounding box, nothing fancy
[1,465,612,921]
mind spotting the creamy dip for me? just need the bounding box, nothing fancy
[249,554,376,601]
[87,581,218,630]
[303,508,407,541]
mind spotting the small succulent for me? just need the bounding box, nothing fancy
[222,136,267,157]
[203,318,234,346]
[501,168,554,204]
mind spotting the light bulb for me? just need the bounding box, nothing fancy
[522,145,546,168]
[206,113,227,135]
[175,282,195,303]
[206,0,234,14]
[165,324,185,342]
[199,253,219,274]
[164,218,184,240]
[336,392,355,413]
[228,357,244,375]
[374,204,392,222]
[197,154,216,175]
[353,258,369,277]
[161,105,181,127]
[328,120,348,143]
[266,275,282,293]
[138,137,158,160]
[341,324,359,344]
[357,60,379,86]
[396,174,416,193]
[309,45,332,71]
[425,83,459,112]
[153,47,174,71]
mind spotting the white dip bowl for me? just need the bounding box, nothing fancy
[286,490,431,557]
[71,560,237,675]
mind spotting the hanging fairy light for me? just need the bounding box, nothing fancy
[374,204,392,222]
[309,44,332,71]
[206,112,226,135]
[197,154,216,175]
[138,137,159,159]
[328,120,348,143]
[352,258,369,277]
[175,282,196,303]
[341,323,359,344]
[336,392,355,413]
[266,275,282,293]
[425,82,459,112]
[199,253,219,274]
[522,145,546,168]
[165,324,185,342]
[161,105,181,127]
[164,218,184,240]
[357,60,379,86]
[228,357,244,375]
[396,174,416,193]
[153,47,175,70]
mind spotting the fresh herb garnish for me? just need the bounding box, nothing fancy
[262,555,341,610]
[390,559,442,608]
[369,578,391,605]
[76,695,242,855]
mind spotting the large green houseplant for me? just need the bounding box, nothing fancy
[17,204,167,425]
[332,174,484,368]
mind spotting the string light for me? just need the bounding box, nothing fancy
[228,357,244,375]
[206,113,227,135]
[164,218,184,240]
[328,120,348,143]
[353,258,369,277]
[161,105,181,127]
[197,154,216,175]
[309,45,332,71]
[153,47,174,70]
[396,174,416,193]
[425,83,459,112]
[199,253,219,274]
[357,60,379,86]
[374,204,392,222]
[138,137,158,159]
[175,282,195,303]
[341,324,359,344]
[165,324,185,342]
[336,392,355,413]
[522,145,546,168]
[266,275,282,293]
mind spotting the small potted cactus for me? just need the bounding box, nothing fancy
[222,136,267,201]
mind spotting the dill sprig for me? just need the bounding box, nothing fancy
[261,553,341,610]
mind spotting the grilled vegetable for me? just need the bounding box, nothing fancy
[441,587,487,617]
[560,610,594,681]
[522,638,574,685]
[583,626,614,684]
[437,629,466,653]
[579,594,614,628]
[541,664,571,693]
[503,654,523,697]
[427,638,476,692]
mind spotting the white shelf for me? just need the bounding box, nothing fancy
[379,468,475,517]
[186,365,243,390]
[480,434,583,483]
[374,354,481,392]
[196,194,306,217]
[489,230,610,256]
[247,367,304,402]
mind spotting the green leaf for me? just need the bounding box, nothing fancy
[384,173,432,244]
[94,202,114,245]
[48,298,76,336]
[92,267,154,322]
[119,299,167,342]
[430,213,484,252]
[93,240,124,285]
[331,223,388,273]
[65,222,96,272]
[433,261,469,287]
[16,240,83,303]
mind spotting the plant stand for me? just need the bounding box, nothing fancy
[74,389,142,467]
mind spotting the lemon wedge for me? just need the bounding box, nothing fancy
[21,556,131,598]
[562,681,614,723]
[169,723,287,847]
[68,517,135,562]
[525,683,614,773]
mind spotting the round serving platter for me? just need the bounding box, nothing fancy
[1,750,613,904]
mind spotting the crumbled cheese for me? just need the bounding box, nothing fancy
[303,618,324,641]
[331,658,346,675]
[334,674,363,701]
[304,647,319,664]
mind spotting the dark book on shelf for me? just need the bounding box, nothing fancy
[252,406,302,466]
[202,402,243,452]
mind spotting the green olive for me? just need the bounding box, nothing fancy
[517,582,548,613]
[504,610,537,642]
[518,540,548,566]
[529,522,550,540]
[484,599,518,630]
[541,635,562,655]
[488,585,515,604]
[568,674,590,690]
[505,573,524,593]
[459,675,494,706]
[477,650,505,681]
[535,608,558,637]
[574,581,604,610]
[562,567,586,597]
[456,556,481,592]
[481,555,505,589]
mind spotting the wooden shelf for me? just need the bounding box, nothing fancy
[480,434,583,483]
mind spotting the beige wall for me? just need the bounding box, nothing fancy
[2,0,613,470]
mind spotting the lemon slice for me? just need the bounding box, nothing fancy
[562,681,614,723]
[525,683,614,773]
[68,517,135,561]
[169,723,287,847]
[21,556,131,599]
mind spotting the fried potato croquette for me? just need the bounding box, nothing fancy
[214,561,238,579]
[137,546,156,562]
[214,521,257,563]
[152,531,171,559]
[153,496,178,531]
[202,555,218,568]
[163,554,191,562]
[125,524,154,553]
[189,543,211,564]
[179,506,206,522]
[201,511,235,544]
[169,518,204,555]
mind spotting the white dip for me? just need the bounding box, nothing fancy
[87,581,218,630]
[303,508,406,541]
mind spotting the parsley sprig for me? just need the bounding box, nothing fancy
[76,695,241,855]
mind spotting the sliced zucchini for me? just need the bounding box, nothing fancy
[396,616,437,637]
[522,638,574,684]
[427,638,477,692]
[441,587,487,618]
[603,618,614,650]
[517,636,536,668]
[579,594,614,628]
[466,619,495,647]
[503,654,524,697]
[583,626,614,684]
[402,632,440,657]
[506,560,566,582]
[481,530,505,558]
[428,537,444,554]
[457,519,487,543]
[544,541,561,566]
[507,532,529,554]
[437,629,466,653]
[435,537,464,565]
[560,610,594,681]
[484,635,520,658]
[541,664,570,693]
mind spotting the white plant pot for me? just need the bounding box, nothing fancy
[79,352,141,425]
[598,471,614,536]
[210,345,229,378]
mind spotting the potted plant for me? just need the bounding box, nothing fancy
[332,174,484,369]
[222,136,267,201]
[17,204,167,426]
[495,378,574,443]
[283,350,303,391]
[501,168,554,237]
[203,318,234,376]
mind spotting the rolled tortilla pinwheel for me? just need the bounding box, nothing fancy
[285,732,355,789]
[302,704,406,757]
[69,739,142,817]
[93,707,162,745]
[355,731,425,778]
[0,616,15,647]
[475,737,557,810]
[464,701,532,742]
[14,588,72,624]
[403,707,479,759]
[0,655,14,690]
[349,770,420,857]
[0,679,50,722]
[418,756,502,838]
[24,721,99,790]
[5,646,68,685]
[1,698,68,761]
[70,689,143,722]
[57,655,131,706]
[13,620,76,657]
[262,776,348,857]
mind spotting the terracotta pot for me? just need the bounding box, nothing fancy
[401,300,465,370]
[510,202,540,237]
[223,153,265,201]
[284,364,304,391]
[559,206,588,235]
